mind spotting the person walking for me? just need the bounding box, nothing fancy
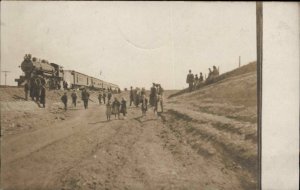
[71,90,77,107]
[129,86,134,106]
[112,97,120,119]
[149,83,157,107]
[103,92,107,104]
[120,97,127,118]
[30,78,35,101]
[40,84,46,108]
[108,91,112,102]
[61,92,68,111]
[156,94,163,116]
[81,89,90,109]
[106,101,112,121]
[98,92,102,105]
[141,94,148,116]
[35,78,41,102]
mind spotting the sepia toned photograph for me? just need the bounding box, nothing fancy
[0,1,262,190]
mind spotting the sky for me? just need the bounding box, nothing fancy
[1,1,256,90]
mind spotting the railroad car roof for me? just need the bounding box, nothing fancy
[64,70,119,88]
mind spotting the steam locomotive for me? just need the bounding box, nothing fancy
[15,54,119,91]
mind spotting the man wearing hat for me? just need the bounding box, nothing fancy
[186,70,194,92]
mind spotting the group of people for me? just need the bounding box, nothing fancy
[61,88,90,110]
[97,90,113,105]
[24,78,46,108]
[186,65,220,92]
[128,83,164,117]
[24,80,165,121]
[105,97,127,120]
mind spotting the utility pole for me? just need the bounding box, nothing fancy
[239,56,241,67]
[1,71,11,86]
[256,2,263,190]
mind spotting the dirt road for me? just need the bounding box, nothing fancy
[1,97,250,190]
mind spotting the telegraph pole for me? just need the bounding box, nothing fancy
[1,70,11,86]
[256,2,263,190]
[239,56,241,67]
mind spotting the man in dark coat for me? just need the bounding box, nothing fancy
[40,84,46,108]
[71,90,77,107]
[35,78,41,102]
[199,72,204,82]
[107,91,112,101]
[61,92,68,110]
[103,92,107,104]
[149,83,157,107]
[98,92,102,105]
[24,81,29,101]
[81,89,90,109]
[186,70,194,92]
[30,79,35,100]
[129,86,134,106]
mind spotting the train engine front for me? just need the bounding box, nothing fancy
[16,54,64,89]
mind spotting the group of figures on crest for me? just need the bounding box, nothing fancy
[186,65,220,92]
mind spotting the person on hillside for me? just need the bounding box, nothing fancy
[61,92,68,111]
[120,97,127,118]
[81,89,90,109]
[40,84,46,108]
[186,70,194,92]
[141,94,148,116]
[206,68,213,84]
[212,65,219,77]
[129,86,134,106]
[71,90,77,107]
[199,72,204,82]
[106,100,112,121]
[112,97,120,119]
[98,92,102,105]
[194,74,199,88]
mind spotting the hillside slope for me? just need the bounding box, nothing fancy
[164,62,258,189]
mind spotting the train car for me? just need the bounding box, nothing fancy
[63,70,119,91]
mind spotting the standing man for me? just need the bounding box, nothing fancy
[30,78,35,100]
[129,86,134,106]
[186,70,194,92]
[24,80,29,101]
[157,84,164,113]
[103,91,107,104]
[40,83,46,108]
[35,78,41,102]
[149,83,157,107]
[81,89,90,109]
[98,92,102,105]
[199,72,204,82]
[61,92,68,111]
[107,91,112,102]
[71,90,77,107]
